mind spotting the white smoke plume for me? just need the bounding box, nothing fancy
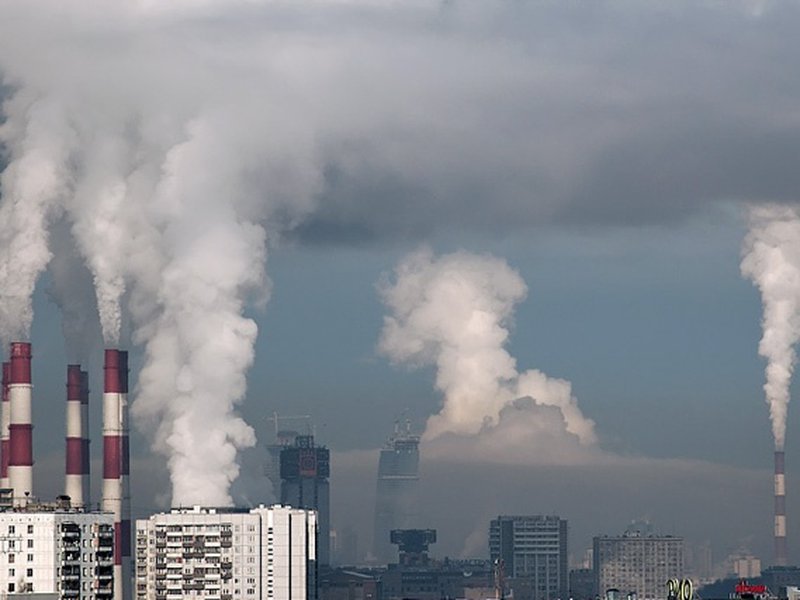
[0,95,75,346]
[741,204,800,451]
[379,248,596,445]
[0,1,322,505]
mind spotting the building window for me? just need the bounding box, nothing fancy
[26,554,32,562]
[8,525,14,534]
[8,569,14,577]
[26,568,33,577]
[8,554,14,564]
[27,525,33,534]
[26,539,33,549]
[8,583,14,592]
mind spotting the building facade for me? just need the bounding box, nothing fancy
[593,529,683,600]
[135,505,317,600]
[0,505,115,598]
[373,422,419,564]
[489,515,568,600]
[280,436,330,566]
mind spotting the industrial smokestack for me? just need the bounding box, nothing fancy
[775,450,787,566]
[102,348,129,600]
[119,350,131,596]
[81,369,90,502]
[65,364,90,507]
[8,341,33,506]
[1,362,9,489]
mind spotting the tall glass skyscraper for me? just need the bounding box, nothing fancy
[373,421,420,563]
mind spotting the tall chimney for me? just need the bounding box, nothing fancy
[81,369,90,504]
[1,362,9,489]
[119,350,131,596]
[775,450,788,566]
[8,341,33,506]
[65,364,90,507]
[103,349,129,600]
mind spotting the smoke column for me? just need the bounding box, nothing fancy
[741,204,800,567]
[0,97,74,346]
[741,204,800,450]
[379,248,595,443]
[0,3,321,506]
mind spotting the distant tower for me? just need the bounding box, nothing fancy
[373,420,420,563]
[280,434,331,565]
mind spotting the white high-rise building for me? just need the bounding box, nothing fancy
[0,504,115,598]
[135,505,317,600]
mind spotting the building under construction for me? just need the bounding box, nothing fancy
[373,421,420,564]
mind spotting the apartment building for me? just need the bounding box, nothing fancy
[135,505,317,600]
[0,503,115,598]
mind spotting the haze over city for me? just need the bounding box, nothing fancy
[3,0,800,579]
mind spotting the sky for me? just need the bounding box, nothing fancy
[1,0,800,570]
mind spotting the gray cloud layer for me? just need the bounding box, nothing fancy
[3,1,800,246]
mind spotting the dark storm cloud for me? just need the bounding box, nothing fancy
[287,1,800,243]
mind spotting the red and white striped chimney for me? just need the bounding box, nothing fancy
[81,369,90,503]
[775,450,788,566]
[102,348,130,600]
[1,361,9,490]
[119,350,131,596]
[8,342,33,506]
[65,364,90,507]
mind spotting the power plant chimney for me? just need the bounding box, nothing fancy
[65,364,90,507]
[102,348,130,600]
[1,362,9,489]
[775,450,788,566]
[119,350,131,596]
[8,341,33,506]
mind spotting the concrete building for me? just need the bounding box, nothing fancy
[0,501,115,598]
[280,435,330,566]
[135,505,317,600]
[593,526,683,600]
[373,422,419,564]
[489,516,568,600]
[569,568,594,600]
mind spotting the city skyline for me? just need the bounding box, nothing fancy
[3,0,800,582]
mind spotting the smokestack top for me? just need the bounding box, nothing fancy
[9,342,31,384]
[776,450,786,474]
[104,349,122,393]
[67,365,82,401]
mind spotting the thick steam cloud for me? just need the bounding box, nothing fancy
[0,1,322,506]
[379,248,596,445]
[741,205,800,451]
